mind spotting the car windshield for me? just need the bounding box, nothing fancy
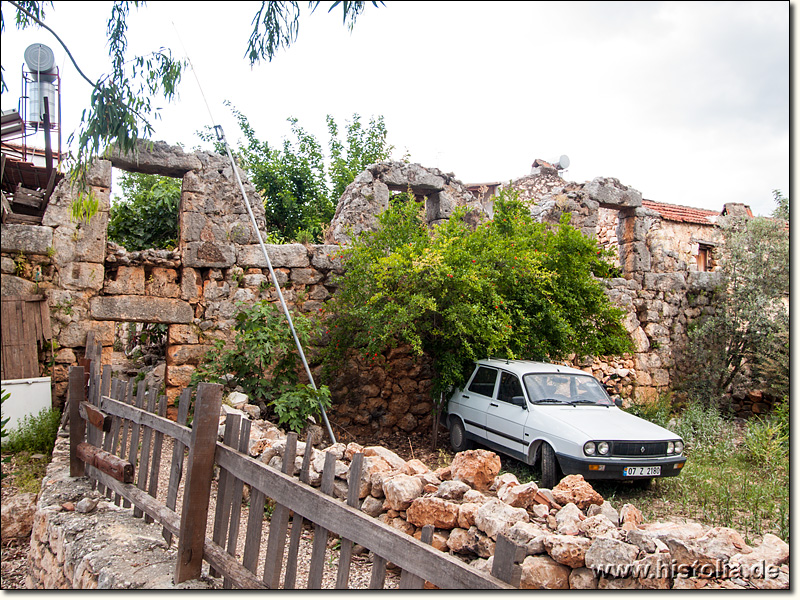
[523,373,612,406]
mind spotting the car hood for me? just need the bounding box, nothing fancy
[543,406,678,441]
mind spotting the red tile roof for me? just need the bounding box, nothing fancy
[641,199,719,225]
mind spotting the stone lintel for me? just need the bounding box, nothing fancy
[90,295,193,324]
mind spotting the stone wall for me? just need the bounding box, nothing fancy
[25,435,214,589]
[499,174,728,403]
[0,142,765,433]
[0,144,441,439]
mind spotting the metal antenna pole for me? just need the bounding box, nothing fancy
[215,125,336,444]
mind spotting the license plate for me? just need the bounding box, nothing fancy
[623,466,661,477]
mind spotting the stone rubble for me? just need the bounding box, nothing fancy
[243,415,789,590]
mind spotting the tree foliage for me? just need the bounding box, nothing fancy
[191,300,331,433]
[206,105,393,242]
[328,113,392,200]
[771,189,789,220]
[683,197,789,399]
[107,171,180,251]
[1,1,381,187]
[324,189,633,405]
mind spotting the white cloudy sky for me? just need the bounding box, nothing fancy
[1,1,789,216]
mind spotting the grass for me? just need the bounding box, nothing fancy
[1,407,61,496]
[501,399,789,545]
[2,452,51,495]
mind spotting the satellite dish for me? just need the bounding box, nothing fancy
[556,155,570,170]
[24,43,56,74]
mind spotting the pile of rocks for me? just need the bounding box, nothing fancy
[223,404,789,590]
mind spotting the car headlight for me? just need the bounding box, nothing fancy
[674,440,684,454]
[597,441,610,455]
[584,442,596,456]
[667,441,675,454]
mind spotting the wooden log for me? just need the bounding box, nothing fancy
[75,442,135,483]
[399,525,433,589]
[335,452,364,588]
[163,388,191,546]
[95,469,267,590]
[307,451,337,589]
[145,394,168,524]
[69,367,87,478]
[214,445,513,590]
[283,438,314,589]
[174,383,224,585]
[263,432,298,589]
[211,414,241,578]
[491,534,525,588]
[79,401,112,432]
[223,418,251,590]
[133,388,157,519]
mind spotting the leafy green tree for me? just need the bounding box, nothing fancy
[683,196,789,398]
[324,189,633,409]
[191,300,331,433]
[772,189,789,220]
[2,1,382,186]
[107,171,181,251]
[207,105,395,242]
[328,114,392,200]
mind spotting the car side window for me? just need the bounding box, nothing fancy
[497,372,524,404]
[467,367,498,398]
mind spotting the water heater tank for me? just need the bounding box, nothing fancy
[24,43,58,125]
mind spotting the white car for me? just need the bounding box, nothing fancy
[446,359,686,488]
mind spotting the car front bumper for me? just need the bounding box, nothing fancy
[556,453,687,480]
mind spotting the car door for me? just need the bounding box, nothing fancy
[457,365,498,441]
[486,370,528,455]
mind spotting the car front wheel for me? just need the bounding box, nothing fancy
[540,443,562,489]
[449,419,471,453]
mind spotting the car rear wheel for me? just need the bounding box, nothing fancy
[540,443,561,489]
[449,419,471,453]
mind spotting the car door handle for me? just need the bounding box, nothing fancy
[490,403,498,407]
[462,395,469,399]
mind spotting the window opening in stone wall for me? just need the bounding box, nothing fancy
[111,321,167,383]
[108,169,181,252]
[697,244,714,272]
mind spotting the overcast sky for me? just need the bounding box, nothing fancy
[1,1,789,216]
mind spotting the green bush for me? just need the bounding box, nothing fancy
[325,189,633,413]
[108,172,181,251]
[2,408,61,455]
[672,401,727,451]
[193,300,330,433]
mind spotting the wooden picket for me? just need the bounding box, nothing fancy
[67,348,523,590]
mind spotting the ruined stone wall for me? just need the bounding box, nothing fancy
[504,175,727,403]
[1,144,443,440]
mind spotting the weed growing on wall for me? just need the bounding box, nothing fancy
[192,301,331,433]
[324,189,632,419]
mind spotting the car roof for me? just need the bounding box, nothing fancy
[476,359,591,378]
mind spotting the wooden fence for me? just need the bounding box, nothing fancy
[67,339,524,589]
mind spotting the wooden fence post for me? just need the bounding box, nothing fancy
[68,366,86,477]
[174,382,223,584]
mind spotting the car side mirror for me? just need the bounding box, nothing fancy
[512,395,527,408]
[614,396,623,408]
